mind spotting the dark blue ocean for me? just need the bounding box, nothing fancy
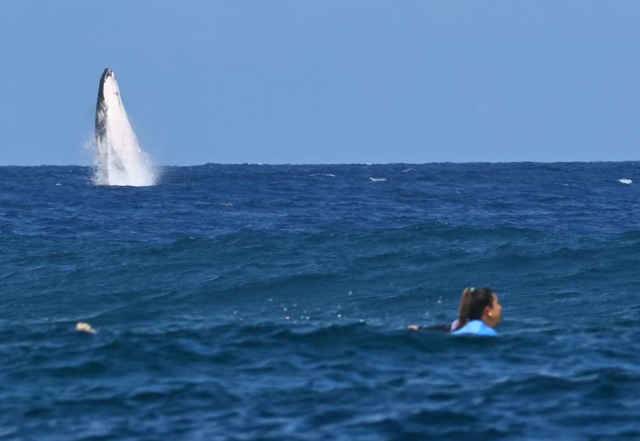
[2,163,640,440]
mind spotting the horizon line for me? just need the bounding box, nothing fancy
[1,160,640,167]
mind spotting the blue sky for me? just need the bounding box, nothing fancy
[0,1,639,165]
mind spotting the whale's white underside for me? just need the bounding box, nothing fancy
[95,71,154,186]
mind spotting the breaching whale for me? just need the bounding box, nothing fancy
[94,68,154,186]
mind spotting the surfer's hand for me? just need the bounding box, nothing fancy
[407,325,419,331]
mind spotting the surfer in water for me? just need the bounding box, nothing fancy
[408,287,502,336]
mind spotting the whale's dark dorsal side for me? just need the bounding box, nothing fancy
[95,68,112,156]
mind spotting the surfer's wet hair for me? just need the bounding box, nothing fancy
[454,287,496,331]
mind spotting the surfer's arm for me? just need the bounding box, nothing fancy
[407,324,453,332]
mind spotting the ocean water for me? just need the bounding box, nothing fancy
[2,163,640,440]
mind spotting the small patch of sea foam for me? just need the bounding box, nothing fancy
[619,179,632,185]
[369,178,386,182]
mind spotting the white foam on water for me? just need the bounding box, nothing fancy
[369,178,386,182]
[310,174,336,177]
[619,179,632,185]
[94,71,156,187]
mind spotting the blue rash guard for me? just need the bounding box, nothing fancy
[451,320,498,336]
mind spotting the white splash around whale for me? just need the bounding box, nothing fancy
[93,69,156,186]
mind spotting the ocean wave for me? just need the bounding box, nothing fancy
[4,164,640,439]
